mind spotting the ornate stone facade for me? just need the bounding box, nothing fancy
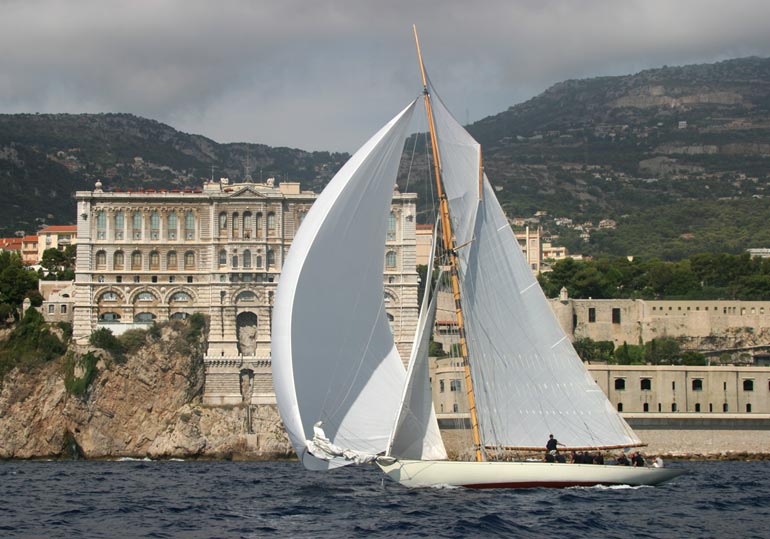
[73,179,419,406]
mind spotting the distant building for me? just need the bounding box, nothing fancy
[21,235,39,265]
[39,280,75,324]
[37,225,77,261]
[514,226,541,273]
[415,223,434,267]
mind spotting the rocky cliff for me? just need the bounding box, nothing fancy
[0,324,293,460]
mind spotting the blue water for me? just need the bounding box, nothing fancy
[0,460,766,538]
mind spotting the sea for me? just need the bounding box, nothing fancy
[1,459,766,539]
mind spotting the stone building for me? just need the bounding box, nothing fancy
[73,179,419,406]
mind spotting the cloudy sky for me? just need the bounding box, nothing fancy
[2,0,770,152]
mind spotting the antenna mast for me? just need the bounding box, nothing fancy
[413,25,484,463]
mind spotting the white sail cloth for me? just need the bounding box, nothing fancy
[388,221,448,461]
[272,100,418,470]
[428,80,640,450]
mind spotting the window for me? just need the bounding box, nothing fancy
[695,403,701,412]
[99,312,120,321]
[453,403,459,413]
[184,251,195,270]
[218,249,227,267]
[137,292,154,301]
[267,249,275,269]
[743,379,754,392]
[614,378,626,391]
[149,251,160,270]
[747,403,752,413]
[692,379,703,391]
[95,250,107,270]
[672,381,676,391]
[219,212,227,230]
[243,249,251,269]
[588,308,596,323]
[387,212,397,240]
[187,276,193,284]
[256,255,263,268]
[243,212,252,238]
[150,211,160,239]
[167,211,177,239]
[131,251,142,270]
[672,403,678,412]
[450,380,461,392]
[640,378,651,391]
[612,308,621,324]
[96,211,106,239]
[439,380,444,393]
[232,212,239,238]
[167,251,177,270]
[267,212,276,236]
[256,213,263,238]
[134,312,156,322]
[116,276,122,283]
[132,211,142,239]
[99,291,118,301]
[48,304,55,313]
[231,255,238,268]
[617,402,623,412]
[386,251,397,268]
[643,403,649,412]
[723,403,729,412]
[185,211,195,239]
[170,292,191,302]
[114,211,124,239]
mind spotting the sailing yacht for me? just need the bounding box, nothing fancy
[271,28,685,488]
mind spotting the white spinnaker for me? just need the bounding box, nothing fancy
[272,100,418,470]
[428,80,640,449]
[388,223,447,461]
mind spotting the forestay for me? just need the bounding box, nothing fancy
[272,100,418,470]
[427,80,641,450]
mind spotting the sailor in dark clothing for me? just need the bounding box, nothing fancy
[616,452,630,466]
[546,434,564,453]
[631,452,646,467]
[593,452,604,465]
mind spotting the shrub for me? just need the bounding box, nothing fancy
[64,352,100,397]
[89,328,125,361]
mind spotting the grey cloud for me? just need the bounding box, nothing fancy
[1,0,770,152]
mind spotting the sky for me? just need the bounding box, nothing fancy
[2,0,770,153]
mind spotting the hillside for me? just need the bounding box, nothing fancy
[0,114,347,236]
[2,57,770,258]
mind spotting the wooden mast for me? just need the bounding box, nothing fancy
[413,25,484,463]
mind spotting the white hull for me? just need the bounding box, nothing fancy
[377,459,686,489]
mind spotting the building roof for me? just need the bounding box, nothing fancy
[38,225,77,234]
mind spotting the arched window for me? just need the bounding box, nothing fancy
[114,211,124,240]
[167,211,178,240]
[267,249,275,269]
[692,379,703,391]
[170,291,191,302]
[134,312,156,322]
[99,291,119,302]
[137,291,154,301]
[96,211,106,239]
[132,211,142,239]
[99,312,121,321]
[184,251,195,269]
[149,250,160,270]
[184,211,195,239]
[231,255,239,268]
[256,254,263,268]
[218,212,227,231]
[386,251,397,268]
[617,402,623,412]
[114,250,124,270]
[167,251,177,269]
[614,378,626,391]
[95,250,107,269]
[243,249,252,268]
[236,291,257,302]
[150,211,160,239]
[218,249,227,266]
[170,312,188,320]
[243,211,252,238]
[232,212,239,238]
[640,378,651,391]
[267,212,276,236]
[743,379,754,392]
[131,250,142,270]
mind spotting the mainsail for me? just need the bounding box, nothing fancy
[272,100,418,470]
[427,80,641,450]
